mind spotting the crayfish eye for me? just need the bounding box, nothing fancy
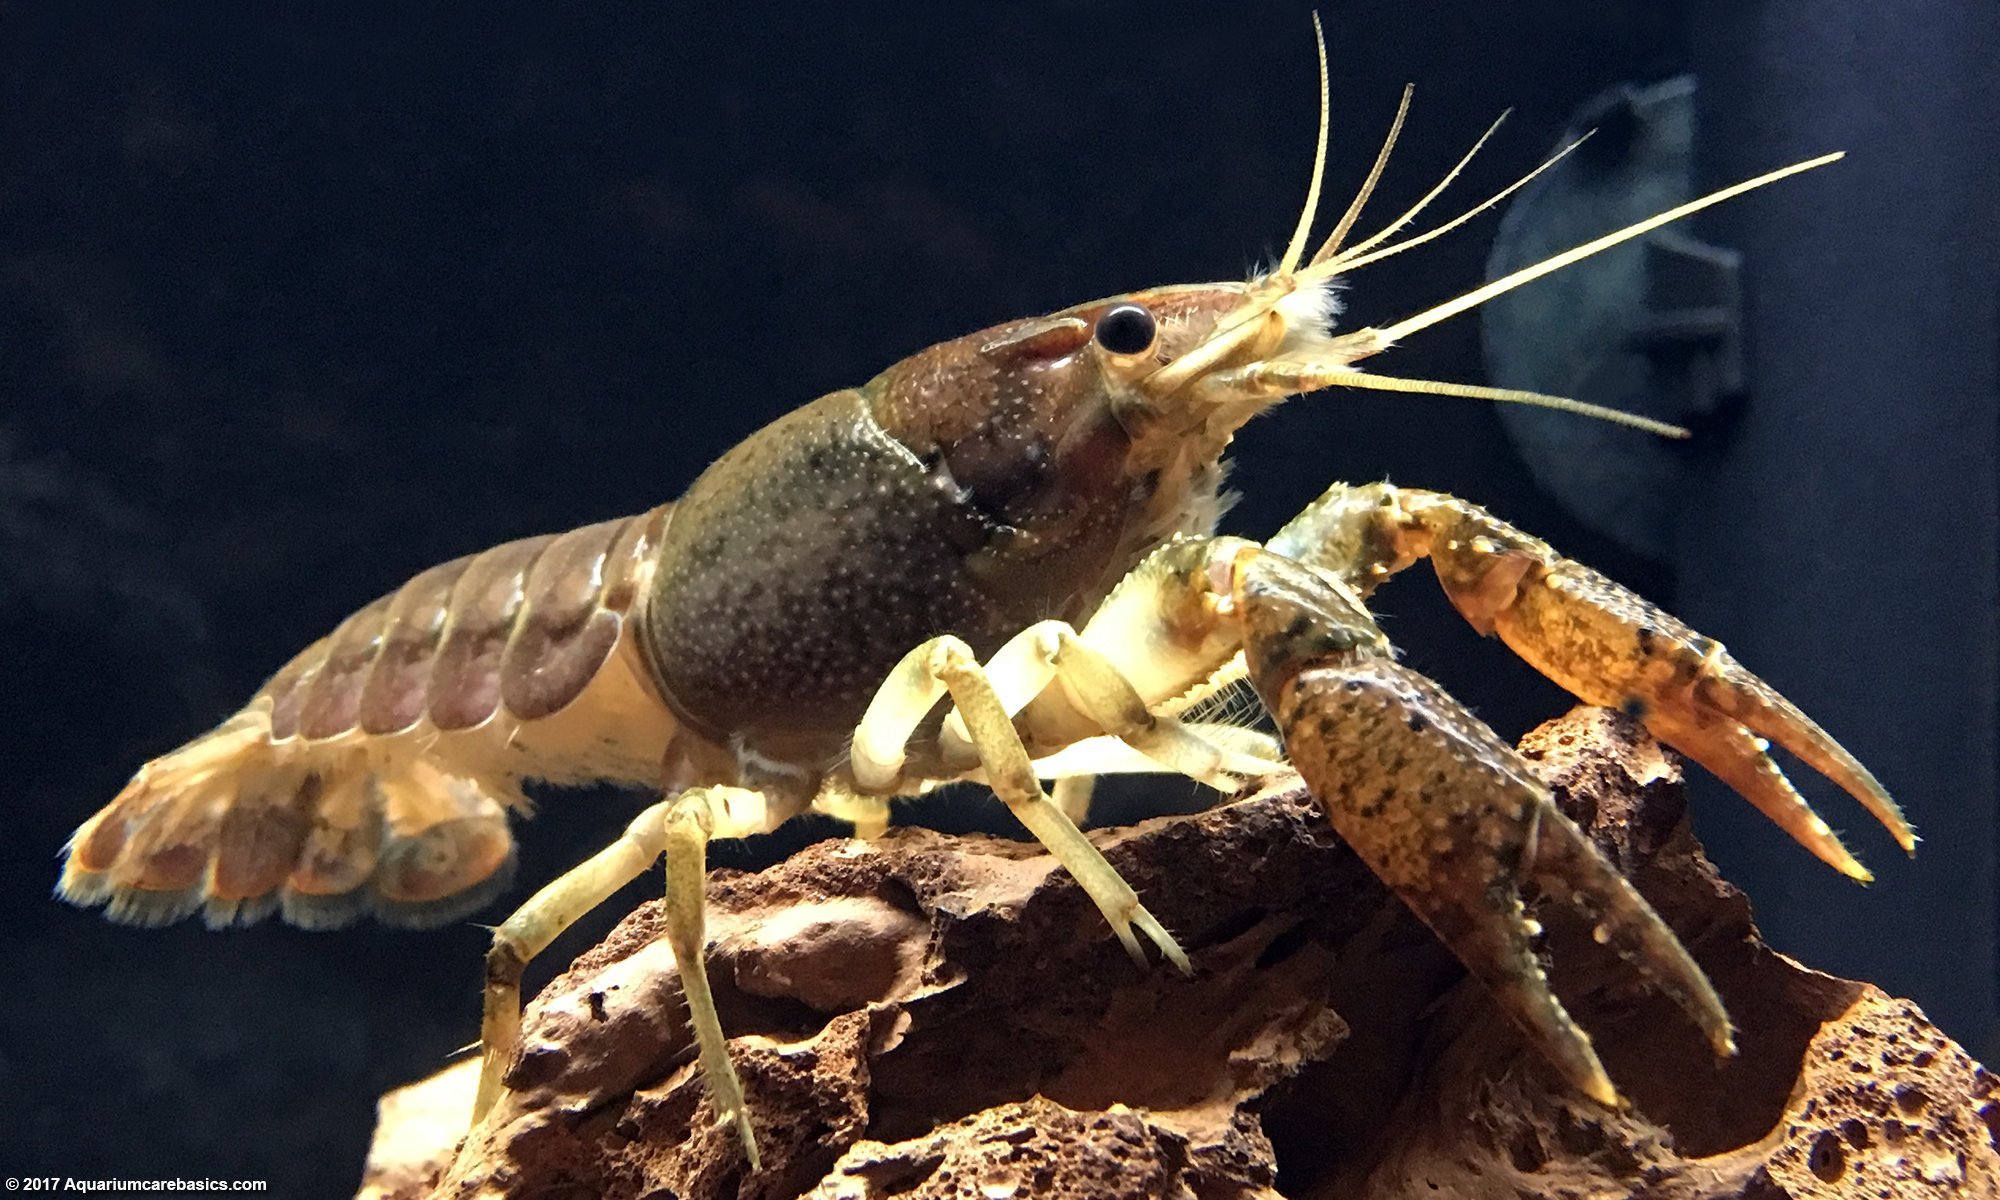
[1094,303,1158,356]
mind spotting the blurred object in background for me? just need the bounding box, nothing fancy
[1483,74,1736,562]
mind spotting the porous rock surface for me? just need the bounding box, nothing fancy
[360,708,1998,1199]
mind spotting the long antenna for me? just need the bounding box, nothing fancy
[1315,370,1690,438]
[1376,152,1845,344]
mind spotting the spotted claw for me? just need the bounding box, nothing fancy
[1422,509,1914,881]
[1231,547,1732,1106]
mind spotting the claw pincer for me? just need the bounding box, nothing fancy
[1229,547,1730,1105]
[1396,490,1913,876]
[1243,482,1911,1102]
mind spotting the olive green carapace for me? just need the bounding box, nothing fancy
[643,329,1147,768]
[641,389,1024,761]
[640,286,1274,780]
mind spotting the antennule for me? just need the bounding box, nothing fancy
[1277,13,1332,276]
[1316,130,1593,278]
[1310,84,1414,267]
[1310,109,1512,277]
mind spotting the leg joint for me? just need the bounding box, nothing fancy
[485,936,528,988]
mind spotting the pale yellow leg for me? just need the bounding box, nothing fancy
[1043,629,1282,787]
[1184,722,1286,767]
[473,785,771,1168]
[857,616,1278,789]
[1030,724,1285,784]
[852,622,1068,789]
[853,635,1190,971]
[1049,774,1096,824]
[813,783,893,839]
[660,791,760,1169]
[1036,721,1285,823]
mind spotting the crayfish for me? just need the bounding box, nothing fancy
[59,27,1910,1171]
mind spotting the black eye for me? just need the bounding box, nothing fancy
[1094,303,1157,355]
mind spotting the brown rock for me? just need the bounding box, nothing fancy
[366,707,1997,1198]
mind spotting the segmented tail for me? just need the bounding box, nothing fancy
[58,506,681,931]
[58,708,524,930]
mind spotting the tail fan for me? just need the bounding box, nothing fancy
[59,712,523,930]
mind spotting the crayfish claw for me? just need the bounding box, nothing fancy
[1520,792,1737,1059]
[1450,884,1622,1109]
[1406,496,1913,870]
[1646,707,1872,882]
[1232,544,1732,1104]
[1680,647,1914,856]
[1258,651,1637,1103]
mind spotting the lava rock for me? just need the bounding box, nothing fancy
[361,707,1997,1199]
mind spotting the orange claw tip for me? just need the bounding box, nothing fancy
[1889,814,1919,857]
[1805,818,1874,884]
[1850,776,1916,854]
[1802,824,1873,884]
